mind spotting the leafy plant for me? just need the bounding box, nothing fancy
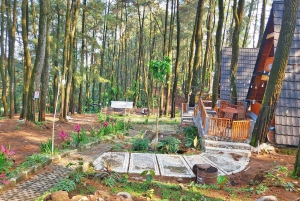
[284,182,295,191]
[217,175,228,189]
[141,170,155,183]
[39,139,53,154]
[183,125,198,147]
[132,138,150,151]
[255,184,269,195]
[265,165,288,187]
[103,177,116,187]
[158,136,180,153]
[51,178,76,192]
[71,126,88,148]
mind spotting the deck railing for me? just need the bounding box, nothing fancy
[231,120,251,140]
[208,118,251,140]
[208,117,231,137]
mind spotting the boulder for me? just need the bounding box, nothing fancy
[254,195,278,201]
[46,191,70,201]
[117,192,132,201]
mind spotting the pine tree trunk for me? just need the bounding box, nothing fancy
[257,0,267,48]
[78,0,86,114]
[229,0,245,104]
[251,0,300,147]
[26,0,48,122]
[20,0,32,119]
[7,0,17,119]
[39,5,51,122]
[190,0,206,107]
[212,0,224,109]
[242,0,255,47]
[171,0,180,118]
[201,0,214,95]
[0,0,8,117]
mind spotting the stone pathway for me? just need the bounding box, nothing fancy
[93,149,251,178]
[0,137,251,201]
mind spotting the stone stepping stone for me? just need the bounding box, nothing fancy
[129,153,159,175]
[156,154,194,178]
[93,152,129,173]
[201,151,250,175]
[183,155,226,175]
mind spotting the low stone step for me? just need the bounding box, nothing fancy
[204,139,251,154]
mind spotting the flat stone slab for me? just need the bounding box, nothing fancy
[129,153,159,175]
[201,150,250,175]
[156,154,194,178]
[183,155,226,175]
[93,152,129,173]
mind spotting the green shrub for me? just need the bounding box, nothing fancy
[39,139,53,154]
[132,138,150,151]
[158,136,180,153]
[183,125,198,147]
[51,179,76,192]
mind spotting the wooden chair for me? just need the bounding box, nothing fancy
[218,101,229,118]
[237,106,246,120]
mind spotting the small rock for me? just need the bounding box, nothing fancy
[94,190,111,200]
[254,195,278,201]
[177,178,183,183]
[117,192,132,201]
[71,195,85,201]
[78,196,89,201]
[48,191,70,201]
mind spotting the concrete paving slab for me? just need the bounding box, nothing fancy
[183,155,226,175]
[129,153,160,175]
[93,152,129,173]
[201,150,250,175]
[156,154,194,178]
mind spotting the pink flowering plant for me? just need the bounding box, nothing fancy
[71,124,88,148]
[0,145,15,185]
[57,130,71,149]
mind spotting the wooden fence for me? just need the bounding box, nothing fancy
[231,120,251,140]
[208,117,231,137]
[197,99,208,130]
[208,118,250,140]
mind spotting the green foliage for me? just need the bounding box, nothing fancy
[103,177,116,187]
[255,184,268,195]
[284,182,295,191]
[265,165,288,187]
[51,179,76,192]
[148,56,171,83]
[158,136,180,154]
[71,131,88,148]
[19,154,48,170]
[132,138,150,151]
[39,139,54,154]
[183,125,198,148]
[141,170,155,183]
[97,112,106,122]
[0,153,12,174]
[217,175,228,188]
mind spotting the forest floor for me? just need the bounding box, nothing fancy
[0,111,299,200]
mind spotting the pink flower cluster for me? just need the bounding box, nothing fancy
[75,124,81,133]
[1,145,15,157]
[57,130,69,141]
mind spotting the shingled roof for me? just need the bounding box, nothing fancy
[272,1,300,146]
[220,47,259,102]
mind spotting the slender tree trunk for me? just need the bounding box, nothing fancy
[221,0,230,47]
[229,0,245,104]
[242,0,255,47]
[171,0,180,118]
[253,0,259,47]
[26,0,48,122]
[7,0,17,118]
[201,0,214,95]
[190,0,206,107]
[59,0,71,121]
[20,0,32,119]
[63,0,80,119]
[212,0,224,108]
[257,0,267,48]
[251,0,300,147]
[78,0,86,114]
[39,4,51,122]
[0,0,8,117]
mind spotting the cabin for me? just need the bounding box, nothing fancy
[220,47,259,103]
[247,1,300,146]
